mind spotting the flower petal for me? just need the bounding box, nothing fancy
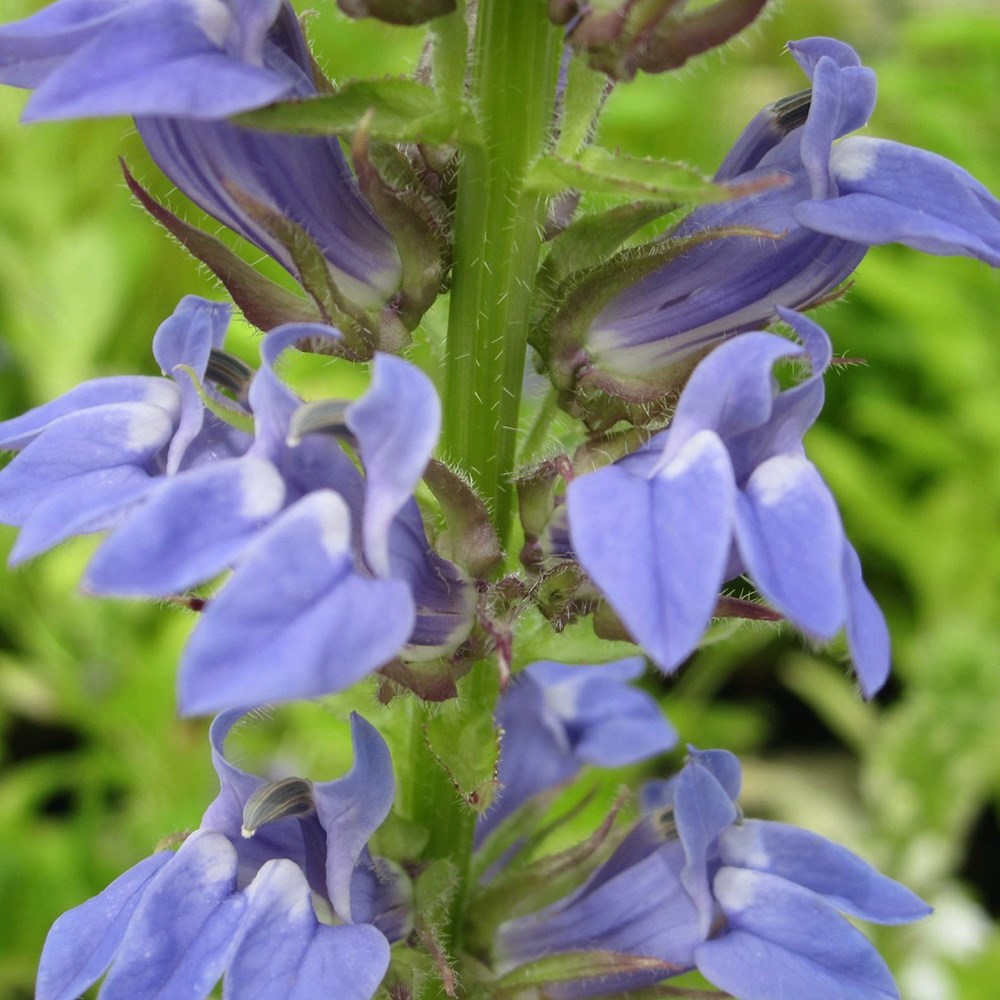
[842,542,891,697]
[347,354,440,577]
[735,452,847,638]
[569,430,735,672]
[695,867,899,1000]
[794,137,1000,267]
[312,714,395,923]
[36,852,172,1000]
[224,859,389,1000]
[178,491,414,715]
[99,831,247,999]
[719,820,931,924]
[85,457,285,595]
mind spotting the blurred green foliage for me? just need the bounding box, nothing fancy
[1,2,999,998]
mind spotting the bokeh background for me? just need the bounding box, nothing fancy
[1,1,999,996]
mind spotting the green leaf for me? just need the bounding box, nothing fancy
[235,78,480,147]
[489,950,686,999]
[423,673,502,813]
[526,146,787,203]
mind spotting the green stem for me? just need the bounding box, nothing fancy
[408,7,561,990]
[442,0,561,546]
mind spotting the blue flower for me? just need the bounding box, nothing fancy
[564,36,1000,398]
[36,711,401,1000]
[568,308,890,695]
[0,296,249,564]
[477,658,677,842]
[0,297,475,713]
[496,747,930,1000]
[0,0,307,120]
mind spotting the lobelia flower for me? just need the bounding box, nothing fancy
[477,658,677,843]
[496,747,930,1000]
[36,711,403,1000]
[567,308,891,696]
[0,296,475,714]
[556,36,1000,399]
[0,295,250,565]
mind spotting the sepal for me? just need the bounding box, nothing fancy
[121,161,323,332]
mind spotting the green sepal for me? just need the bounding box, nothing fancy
[226,185,408,358]
[235,77,480,147]
[174,365,255,434]
[423,460,503,578]
[352,125,451,331]
[120,159,323,331]
[554,50,611,158]
[513,607,639,671]
[336,0,455,27]
[423,672,502,813]
[526,145,784,203]
[412,858,461,997]
[539,201,679,298]
[487,951,687,999]
[468,789,628,938]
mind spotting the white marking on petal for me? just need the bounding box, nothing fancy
[239,461,286,520]
[747,453,806,506]
[720,824,771,869]
[657,429,725,481]
[188,0,232,48]
[831,136,879,182]
[543,679,582,722]
[124,407,174,452]
[713,866,759,913]
[144,380,182,419]
[316,493,352,560]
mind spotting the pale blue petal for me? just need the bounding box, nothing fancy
[719,820,931,924]
[0,376,177,451]
[224,860,389,1000]
[36,852,171,1000]
[735,453,847,638]
[695,867,899,1000]
[0,403,173,526]
[178,492,414,715]
[99,831,247,999]
[313,714,395,923]
[674,756,739,937]
[664,334,801,459]
[795,137,1000,266]
[346,354,440,578]
[18,0,294,121]
[568,430,735,672]
[843,542,891,697]
[85,457,285,595]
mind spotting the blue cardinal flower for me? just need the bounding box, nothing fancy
[0,297,474,713]
[496,747,930,1000]
[0,296,250,564]
[477,658,677,843]
[568,308,890,696]
[0,0,306,120]
[564,36,1000,398]
[36,711,402,1000]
